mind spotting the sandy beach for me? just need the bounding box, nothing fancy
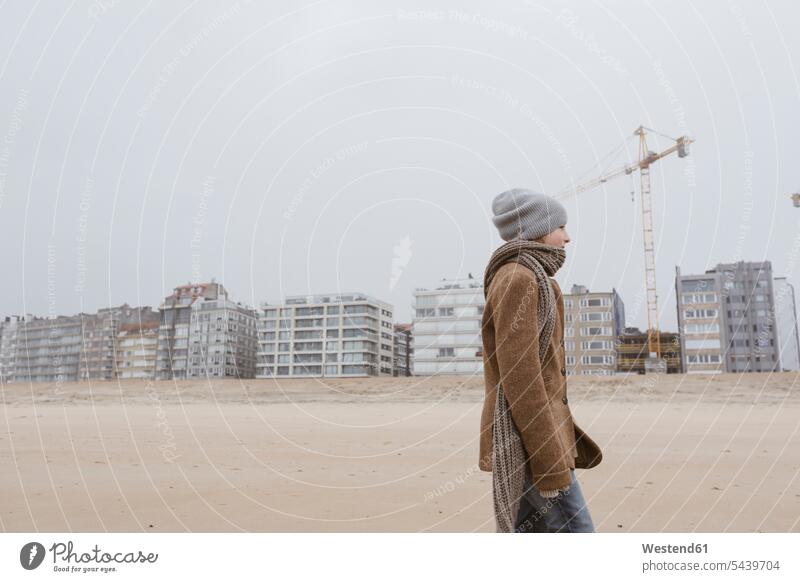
[1,373,799,532]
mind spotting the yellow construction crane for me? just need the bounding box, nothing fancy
[557,126,694,365]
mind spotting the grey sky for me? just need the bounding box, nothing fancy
[1,0,798,332]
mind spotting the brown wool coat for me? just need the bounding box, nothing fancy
[479,262,603,491]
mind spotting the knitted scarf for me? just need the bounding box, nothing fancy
[483,239,566,532]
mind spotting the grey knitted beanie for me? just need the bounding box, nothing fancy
[491,188,568,242]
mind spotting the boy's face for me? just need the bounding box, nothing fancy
[540,225,570,248]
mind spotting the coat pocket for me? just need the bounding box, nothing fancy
[573,422,603,469]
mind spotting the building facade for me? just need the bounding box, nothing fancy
[12,314,84,383]
[675,261,781,374]
[116,317,161,379]
[563,284,625,376]
[187,295,257,379]
[78,305,159,381]
[0,316,24,384]
[256,292,394,378]
[393,323,413,377]
[773,277,800,371]
[674,267,726,373]
[156,281,256,380]
[8,306,160,383]
[412,277,483,376]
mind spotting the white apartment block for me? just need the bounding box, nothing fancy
[774,277,800,371]
[563,284,626,376]
[256,292,395,378]
[412,277,483,376]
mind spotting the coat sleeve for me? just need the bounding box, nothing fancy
[491,269,572,491]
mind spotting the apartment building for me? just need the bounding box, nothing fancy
[78,305,160,381]
[0,315,24,383]
[12,314,84,383]
[256,292,394,378]
[156,281,256,380]
[412,276,483,376]
[563,284,625,376]
[187,295,257,379]
[116,318,161,380]
[156,281,221,380]
[674,267,725,373]
[773,277,800,371]
[8,305,160,383]
[676,261,780,374]
[393,322,413,377]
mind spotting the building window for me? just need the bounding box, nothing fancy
[688,354,721,364]
[684,309,717,319]
[582,326,612,336]
[682,293,718,304]
[296,307,324,316]
[580,312,610,322]
[581,340,612,351]
[415,295,436,306]
[438,347,455,358]
[580,297,610,307]
[438,307,454,317]
[581,355,614,365]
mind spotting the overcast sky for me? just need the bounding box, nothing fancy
[1,0,798,331]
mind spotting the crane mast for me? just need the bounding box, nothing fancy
[637,127,659,359]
